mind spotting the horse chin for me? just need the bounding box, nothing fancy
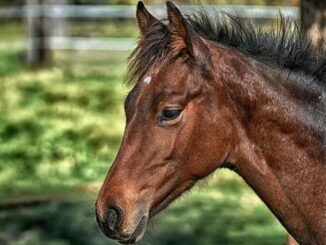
[149,180,196,219]
[118,215,148,244]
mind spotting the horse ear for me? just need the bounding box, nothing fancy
[166,1,193,57]
[136,1,160,35]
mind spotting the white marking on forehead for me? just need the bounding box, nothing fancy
[143,75,152,84]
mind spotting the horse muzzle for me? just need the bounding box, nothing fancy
[96,203,149,244]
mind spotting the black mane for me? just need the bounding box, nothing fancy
[127,8,326,86]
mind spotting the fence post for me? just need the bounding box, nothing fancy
[301,0,326,49]
[25,0,51,66]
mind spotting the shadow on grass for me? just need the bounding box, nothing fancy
[0,179,287,245]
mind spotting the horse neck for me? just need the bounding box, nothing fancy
[209,44,326,245]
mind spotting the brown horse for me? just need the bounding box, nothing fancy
[96,2,326,244]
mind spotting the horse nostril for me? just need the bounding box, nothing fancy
[107,208,118,230]
[106,204,123,231]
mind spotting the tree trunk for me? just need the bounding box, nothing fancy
[301,0,326,49]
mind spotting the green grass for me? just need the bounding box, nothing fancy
[0,49,130,192]
[0,49,287,244]
[0,20,138,41]
[70,20,138,38]
[0,21,25,41]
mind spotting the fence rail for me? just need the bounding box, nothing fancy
[0,5,299,19]
[0,4,299,56]
[39,37,135,51]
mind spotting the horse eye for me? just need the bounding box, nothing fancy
[159,108,182,122]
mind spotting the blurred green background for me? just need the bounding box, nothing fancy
[0,0,298,244]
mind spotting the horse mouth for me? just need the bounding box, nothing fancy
[118,215,148,244]
[118,181,195,244]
